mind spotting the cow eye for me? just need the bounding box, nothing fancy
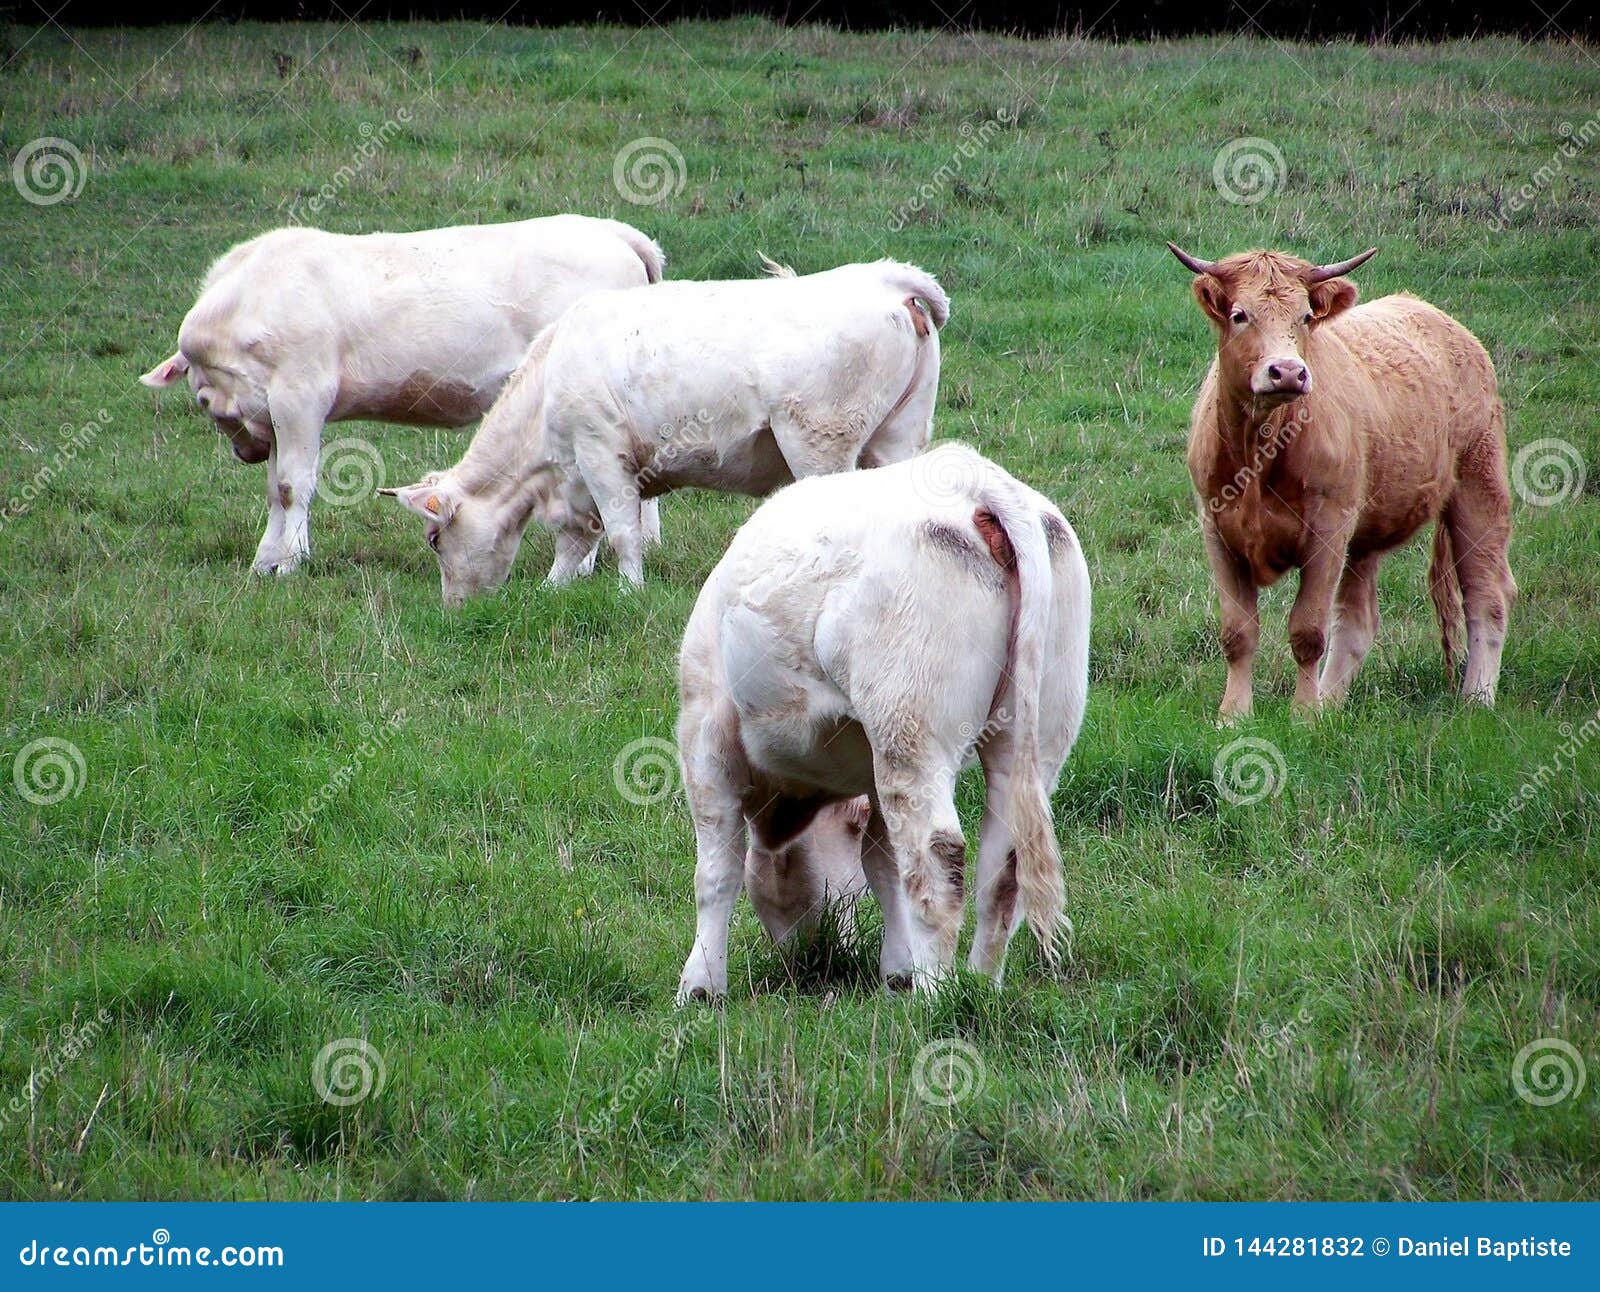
[426,528,441,551]
[1230,308,1249,325]
[1303,311,1315,324]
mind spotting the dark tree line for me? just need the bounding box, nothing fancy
[13,0,1594,38]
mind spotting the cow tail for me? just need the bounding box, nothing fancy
[880,262,950,329]
[978,485,1065,969]
[613,222,667,283]
[1429,518,1462,686]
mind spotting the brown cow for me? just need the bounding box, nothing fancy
[1168,243,1515,717]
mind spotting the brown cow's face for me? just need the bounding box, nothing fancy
[1181,251,1361,409]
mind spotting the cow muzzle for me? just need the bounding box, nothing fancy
[1252,357,1311,399]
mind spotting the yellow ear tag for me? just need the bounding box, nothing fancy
[424,494,442,516]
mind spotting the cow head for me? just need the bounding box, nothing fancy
[1167,244,1377,407]
[140,350,272,463]
[382,473,522,608]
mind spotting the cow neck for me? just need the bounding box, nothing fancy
[455,396,558,527]
[1217,393,1302,474]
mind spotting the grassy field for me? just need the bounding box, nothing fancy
[1,17,1597,1200]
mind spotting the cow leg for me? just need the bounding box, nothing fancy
[676,805,745,1004]
[770,409,865,480]
[641,497,662,548]
[875,758,965,990]
[1446,455,1515,705]
[1202,523,1259,720]
[545,525,602,585]
[1287,529,1348,712]
[574,439,646,587]
[256,443,288,570]
[1319,554,1380,704]
[860,803,915,989]
[251,395,326,576]
[966,803,1019,982]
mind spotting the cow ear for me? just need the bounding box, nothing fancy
[1192,275,1231,324]
[140,352,189,388]
[379,481,460,526]
[1309,277,1359,322]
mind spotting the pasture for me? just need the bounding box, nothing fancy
[1,18,1597,1200]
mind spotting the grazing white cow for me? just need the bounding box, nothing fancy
[673,445,1091,1001]
[384,258,947,604]
[140,215,665,576]
[744,796,870,948]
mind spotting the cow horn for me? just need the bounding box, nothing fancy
[1166,242,1219,276]
[1307,247,1379,282]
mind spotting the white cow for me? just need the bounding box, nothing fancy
[384,258,947,604]
[140,215,665,576]
[674,444,1091,1001]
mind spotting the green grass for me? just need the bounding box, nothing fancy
[1,18,1598,1200]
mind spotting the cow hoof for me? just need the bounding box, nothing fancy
[252,554,305,577]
